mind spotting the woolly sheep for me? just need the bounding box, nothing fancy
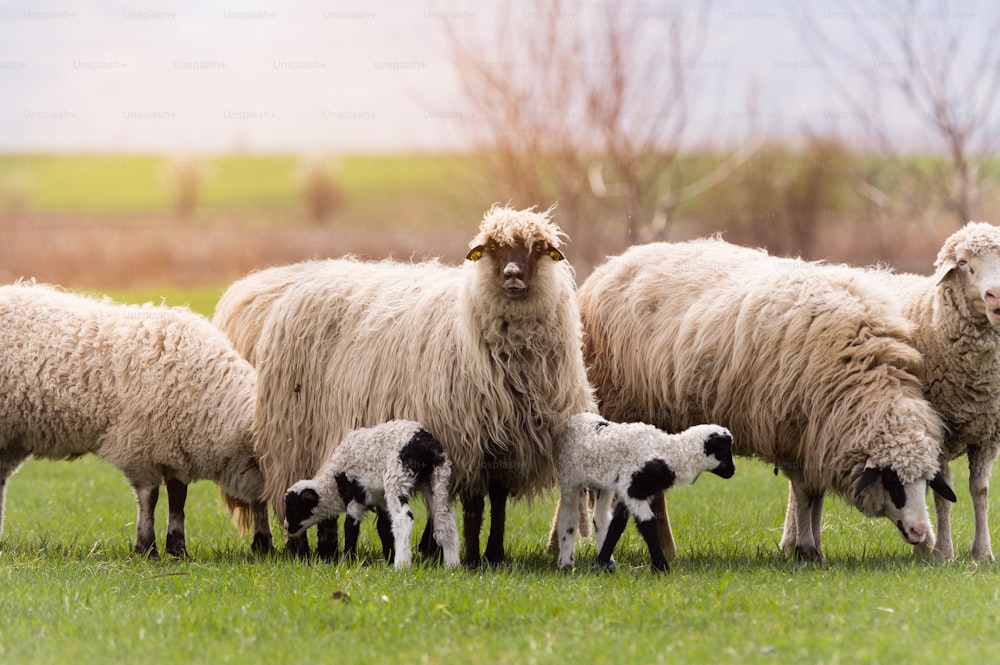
[785,221,1000,561]
[0,282,272,556]
[284,420,460,569]
[564,238,955,562]
[215,205,596,566]
[555,413,734,571]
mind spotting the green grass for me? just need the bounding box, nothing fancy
[3,453,998,663]
[3,289,999,663]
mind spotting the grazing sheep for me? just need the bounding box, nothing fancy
[0,282,272,556]
[217,205,595,566]
[786,222,1000,561]
[555,413,734,572]
[564,238,955,562]
[284,420,460,569]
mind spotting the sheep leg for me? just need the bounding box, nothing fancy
[418,516,443,560]
[927,464,954,561]
[790,480,824,562]
[316,516,339,562]
[164,478,188,558]
[375,506,395,561]
[250,501,274,554]
[426,475,460,568]
[591,489,615,552]
[634,515,669,572]
[343,515,361,557]
[968,447,996,561]
[649,491,677,561]
[285,531,310,558]
[779,482,798,555]
[556,484,584,569]
[484,483,508,566]
[461,493,484,568]
[595,502,629,571]
[133,484,159,557]
[386,493,413,569]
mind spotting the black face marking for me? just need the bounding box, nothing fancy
[929,471,957,502]
[335,473,367,506]
[855,466,881,499]
[628,459,676,500]
[284,487,320,535]
[881,468,907,509]
[399,429,446,484]
[703,432,735,478]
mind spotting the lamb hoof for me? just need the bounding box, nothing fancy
[651,560,670,573]
[285,534,311,559]
[794,545,824,563]
[594,559,617,573]
[135,543,159,559]
[251,533,274,554]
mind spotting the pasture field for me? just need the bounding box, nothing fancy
[1,290,999,664]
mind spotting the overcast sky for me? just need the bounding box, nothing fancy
[0,0,995,154]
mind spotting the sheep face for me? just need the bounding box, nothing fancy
[853,466,955,546]
[284,484,321,537]
[466,239,564,301]
[703,430,736,479]
[934,222,1000,327]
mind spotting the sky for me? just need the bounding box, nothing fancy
[0,0,996,154]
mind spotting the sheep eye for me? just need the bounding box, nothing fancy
[547,247,565,262]
[466,247,484,262]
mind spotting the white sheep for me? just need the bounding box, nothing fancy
[0,282,272,556]
[283,420,460,569]
[784,221,1000,561]
[214,205,596,566]
[555,413,734,571]
[562,238,955,562]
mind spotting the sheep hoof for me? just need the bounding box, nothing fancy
[463,554,482,570]
[285,535,311,559]
[594,559,617,573]
[794,545,824,563]
[651,560,670,573]
[251,533,274,555]
[135,543,159,559]
[165,531,187,558]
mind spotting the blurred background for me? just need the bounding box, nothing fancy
[1,0,998,290]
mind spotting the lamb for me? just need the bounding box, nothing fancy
[283,420,460,569]
[555,413,734,572]
[563,238,955,562]
[0,282,272,556]
[215,205,596,566]
[784,221,1000,561]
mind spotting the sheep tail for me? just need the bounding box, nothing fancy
[219,488,255,535]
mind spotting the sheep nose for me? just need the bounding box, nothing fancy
[986,288,1000,305]
[908,525,927,543]
[504,262,524,279]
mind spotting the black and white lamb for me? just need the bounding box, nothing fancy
[555,413,735,572]
[283,420,460,569]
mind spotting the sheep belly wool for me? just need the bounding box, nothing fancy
[0,282,269,555]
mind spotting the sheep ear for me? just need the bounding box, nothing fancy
[929,472,957,503]
[933,260,956,285]
[546,246,565,262]
[466,246,485,262]
[855,466,880,499]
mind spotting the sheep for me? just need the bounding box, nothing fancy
[561,238,955,562]
[283,420,460,569]
[215,205,596,566]
[555,413,734,572]
[784,221,1000,561]
[0,282,272,556]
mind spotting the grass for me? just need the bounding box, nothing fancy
[3,289,999,663]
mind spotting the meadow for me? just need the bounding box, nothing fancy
[0,286,996,664]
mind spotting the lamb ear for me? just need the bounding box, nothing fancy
[929,472,958,503]
[933,260,957,285]
[466,246,485,262]
[855,466,880,499]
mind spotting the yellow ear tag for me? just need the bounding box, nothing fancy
[547,248,564,262]
[466,247,484,262]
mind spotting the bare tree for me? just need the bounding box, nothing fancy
[796,0,1000,229]
[442,0,752,257]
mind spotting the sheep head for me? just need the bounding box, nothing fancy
[466,205,567,301]
[933,221,1000,327]
[853,464,955,547]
